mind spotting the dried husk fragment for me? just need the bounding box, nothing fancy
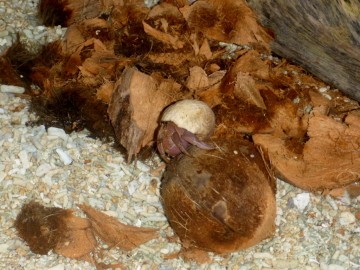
[54,215,96,259]
[38,0,102,27]
[14,201,160,267]
[222,50,270,95]
[96,81,115,104]
[186,67,225,108]
[186,66,209,93]
[180,0,272,50]
[142,20,185,50]
[14,201,96,258]
[233,72,266,109]
[324,182,360,199]
[161,136,276,254]
[253,112,360,191]
[0,41,32,89]
[107,67,183,161]
[78,204,158,251]
[213,95,272,135]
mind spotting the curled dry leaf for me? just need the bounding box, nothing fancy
[78,204,158,251]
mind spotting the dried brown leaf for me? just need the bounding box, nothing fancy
[78,204,158,251]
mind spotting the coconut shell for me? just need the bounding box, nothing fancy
[161,136,276,254]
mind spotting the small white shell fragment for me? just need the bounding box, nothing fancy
[160,248,169,254]
[292,193,310,212]
[338,212,355,225]
[55,148,73,165]
[161,99,215,139]
[47,127,69,141]
[47,264,65,270]
[0,93,9,105]
[319,87,328,93]
[103,210,118,218]
[319,263,345,270]
[253,252,274,259]
[18,150,30,169]
[0,243,9,253]
[35,163,52,177]
[0,172,6,183]
[0,84,25,94]
[128,180,139,195]
[136,161,150,172]
[30,136,43,150]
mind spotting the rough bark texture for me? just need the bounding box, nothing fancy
[247,0,360,102]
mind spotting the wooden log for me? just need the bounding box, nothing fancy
[247,0,360,102]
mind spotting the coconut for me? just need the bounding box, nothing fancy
[161,136,276,253]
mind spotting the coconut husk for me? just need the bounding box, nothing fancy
[78,204,158,251]
[14,201,96,257]
[161,136,276,254]
[180,0,272,50]
[107,67,184,162]
[253,112,360,191]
